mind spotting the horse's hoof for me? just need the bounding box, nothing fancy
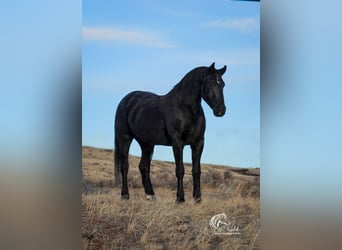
[175,198,185,204]
[121,194,129,200]
[146,194,156,201]
[194,197,202,203]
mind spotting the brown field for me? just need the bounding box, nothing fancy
[82,146,260,250]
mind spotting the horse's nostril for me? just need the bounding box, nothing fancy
[214,108,226,117]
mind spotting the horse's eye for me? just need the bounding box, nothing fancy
[216,77,220,84]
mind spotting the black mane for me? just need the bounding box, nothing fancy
[169,66,206,93]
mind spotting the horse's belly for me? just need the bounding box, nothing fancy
[129,109,172,145]
[134,125,172,145]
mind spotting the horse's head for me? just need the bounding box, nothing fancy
[201,63,227,117]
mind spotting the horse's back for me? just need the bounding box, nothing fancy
[117,91,161,117]
[116,91,171,145]
[122,90,159,108]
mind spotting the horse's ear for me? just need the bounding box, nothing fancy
[209,62,216,74]
[219,65,227,75]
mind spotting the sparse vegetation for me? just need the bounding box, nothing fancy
[82,146,260,249]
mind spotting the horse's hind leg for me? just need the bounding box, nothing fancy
[115,135,133,199]
[138,144,156,200]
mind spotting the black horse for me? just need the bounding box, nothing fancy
[114,63,227,203]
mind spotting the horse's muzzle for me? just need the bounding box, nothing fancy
[213,106,226,117]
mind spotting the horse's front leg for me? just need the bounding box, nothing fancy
[191,139,204,202]
[172,138,185,203]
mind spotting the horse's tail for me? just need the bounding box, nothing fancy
[114,104,122,187]
[114,136,121,186]
[114,95,133,187]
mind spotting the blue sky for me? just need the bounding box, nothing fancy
[2,2,342,247]
[82,0,260,168]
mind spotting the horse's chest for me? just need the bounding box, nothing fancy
[178,115,205,143]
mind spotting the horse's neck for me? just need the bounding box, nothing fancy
[167,70,202,109]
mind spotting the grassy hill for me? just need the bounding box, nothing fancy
[82,146,260,249]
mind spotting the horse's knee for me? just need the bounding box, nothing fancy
[139,163,149,175]
[176,167,185,178]
[120,166,128,175]
[192,169,201,178]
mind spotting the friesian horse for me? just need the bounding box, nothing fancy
[114,63,227,203]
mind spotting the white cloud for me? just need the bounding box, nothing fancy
[82,26,175,48]
[203,17,259,32]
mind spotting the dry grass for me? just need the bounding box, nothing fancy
[82,146,260,250]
